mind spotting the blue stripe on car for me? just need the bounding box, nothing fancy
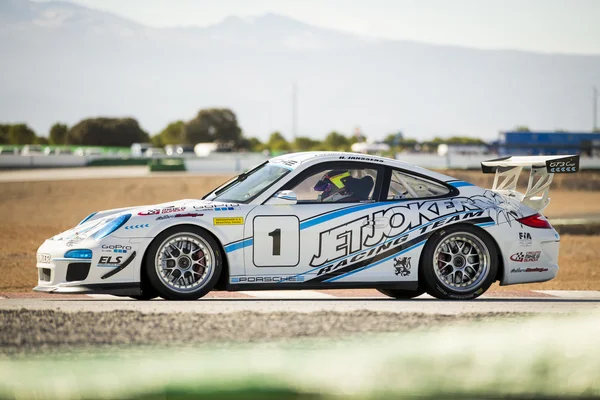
[224,238,253,253]
[449,181,474,188]
[299,202,383,230]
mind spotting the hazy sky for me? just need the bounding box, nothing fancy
[40,0,600,54]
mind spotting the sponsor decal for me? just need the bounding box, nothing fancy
[139,206,185,216]
[138,209,160,216]
[338,155,384,163]
[271,159,298,167]
[393,256,412,276]
[213,217,244,225]
[37,253,51,263]
[510,267,549,273]
[98,255,123,266]
[193,204,238,212]
[101,244,132,253]
[174,213,204,218]
[231,276,305,283]
[510,251,541,263]
[547,156,578,173]
[124,224,150,230]
[100,251,136,279]
[519,232,532,247]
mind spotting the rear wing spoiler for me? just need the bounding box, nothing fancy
[480,155,579,212]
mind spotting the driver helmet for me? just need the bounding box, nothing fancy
[314,170,353,202]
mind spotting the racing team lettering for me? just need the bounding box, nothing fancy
[311,200,485,269]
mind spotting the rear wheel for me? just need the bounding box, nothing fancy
[145,226,222,300]
[421,225,498,300]
[377,288,425,299]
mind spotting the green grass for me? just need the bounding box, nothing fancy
[1,313,599,399]
[149,158,186,172]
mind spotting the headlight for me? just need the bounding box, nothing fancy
[93,214,131,240]
[64,249,92,259]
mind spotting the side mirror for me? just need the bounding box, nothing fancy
[266,190,297,205]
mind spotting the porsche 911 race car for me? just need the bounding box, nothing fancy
[34,152,579,300]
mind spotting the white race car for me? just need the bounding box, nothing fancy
[35,152,579,300]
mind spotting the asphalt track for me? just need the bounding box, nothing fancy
[2,290,599,314]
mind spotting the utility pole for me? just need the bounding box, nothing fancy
[594,86,598,131]
[292,82,298,140]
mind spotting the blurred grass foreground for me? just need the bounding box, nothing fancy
[1,313,599,399]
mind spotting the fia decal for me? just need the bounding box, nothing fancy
[518,232,532,247]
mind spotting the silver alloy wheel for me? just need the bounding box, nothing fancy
[154,233,214,293]
[433,232,490,292]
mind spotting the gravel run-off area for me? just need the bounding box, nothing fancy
[0,309,527,356]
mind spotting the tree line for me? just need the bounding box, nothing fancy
[0,119,149,147]
[2,107,531,152]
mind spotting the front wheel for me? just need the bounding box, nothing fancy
[145,226,223,300]
[420,225,498,300]
[377,288,425,299]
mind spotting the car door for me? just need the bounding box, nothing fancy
[241,161,388,284]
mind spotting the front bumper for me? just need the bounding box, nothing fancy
[34,238,143,296]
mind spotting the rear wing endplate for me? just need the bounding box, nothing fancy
[480,155,579,212]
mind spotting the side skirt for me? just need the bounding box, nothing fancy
[226,280,419,292]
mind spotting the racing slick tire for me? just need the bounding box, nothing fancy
[144,225,223,300]
[129,270,160,300]
[420,224,498,300]
[376,288,425,299]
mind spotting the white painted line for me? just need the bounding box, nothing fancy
[239,290,336,299]
[534,290,600,299]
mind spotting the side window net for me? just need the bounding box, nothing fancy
[387,170,450,199]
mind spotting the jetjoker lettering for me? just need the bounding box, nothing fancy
[510,251,541,262]
[311,200,485,270]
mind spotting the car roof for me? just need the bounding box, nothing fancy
[268,151,456,182]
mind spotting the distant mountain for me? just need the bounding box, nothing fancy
[1,0,599,140]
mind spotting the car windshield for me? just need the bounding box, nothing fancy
[210,162,291,203]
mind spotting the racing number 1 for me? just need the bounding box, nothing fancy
[253,216,299,267]
[268,229,281,255]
